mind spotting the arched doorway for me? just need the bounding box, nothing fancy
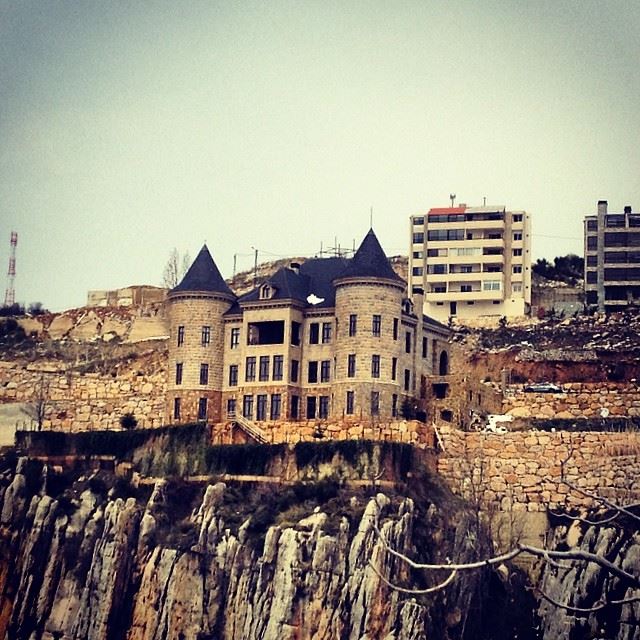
[439,350,449,376]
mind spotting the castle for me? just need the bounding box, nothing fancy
[165,228,451,429]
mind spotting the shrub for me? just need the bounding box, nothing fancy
[120,412,138,430]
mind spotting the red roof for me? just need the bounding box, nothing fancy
[428,206,467,215]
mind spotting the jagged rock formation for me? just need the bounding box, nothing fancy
[0,458,496,640]
[538,517,640,640]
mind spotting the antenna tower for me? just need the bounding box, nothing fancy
[4,232,17,307]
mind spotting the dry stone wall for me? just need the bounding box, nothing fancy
[503,382,640,419]
[0,358,166,431]
[437,425,640,512]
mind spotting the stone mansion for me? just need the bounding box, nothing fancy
[166,229,451,427]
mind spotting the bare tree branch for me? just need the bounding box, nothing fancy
[368,559,458,595]
[534,585,640,613]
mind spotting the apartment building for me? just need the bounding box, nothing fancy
[166,228,451,427]
[408,203,532,322]
[584,200,640,312]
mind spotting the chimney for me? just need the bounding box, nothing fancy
[597,200,608,218]
[624,205,632,214]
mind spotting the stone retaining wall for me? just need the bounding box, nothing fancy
[503,382,640,419]
[437,425,640,512]
[0,360,166,431]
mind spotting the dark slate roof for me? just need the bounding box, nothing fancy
[235,257,349,310]
[336,228,404,282]
[171,245,235,297]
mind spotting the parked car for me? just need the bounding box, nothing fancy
[523,383,563,393]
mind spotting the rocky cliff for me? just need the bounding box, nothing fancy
[0,454,538,640]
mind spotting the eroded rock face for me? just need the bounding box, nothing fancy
[0,466,493,640]
[538,519,640,640]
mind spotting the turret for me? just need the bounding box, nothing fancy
[166,246,236,424]
[332,229,406,420]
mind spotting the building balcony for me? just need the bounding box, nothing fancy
[426,288,504,302]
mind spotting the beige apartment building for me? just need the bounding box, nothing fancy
[408,203,532,322]
[165,229,451,429]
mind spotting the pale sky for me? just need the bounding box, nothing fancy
[1,0,639,311]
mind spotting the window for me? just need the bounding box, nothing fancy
[483,280,501,291]
[259,356,270,381]
[392,394,398,418]
[198,398,208,421]
[256,394,267,421]
[393,318,399,340]
[320,360,331,383]
[431,284,446,293]
[173,397,181,420]
[322,322,332,343]
[412,267,423,276]
[512,283,523,294]
[461,285,472,293]
[201,326,211,346]
[306,396,316,419]
[428,248,449,257]
[248,321,285,345]
[229,364,238,386]
[427,229,464,241]
[371,391,380,416]
[459,265,474,273]
[427,264,447,275]
[412,232,424,244]
[586,271,597,284]
[270,394,281,420]
[349,314,357,336]
[199,363,209,385]
[309,323,319,344]
[177,326,185,346]
[587,237,598,251]
[412,251,423,259]
[392,357,397,380]
[405,331,411,353]
[272,355,283,381]
[513,265,523,274]
[290,395,299,419]
[346,391,355,415]
[587,255,598,267]
[308,361,318,383]
[372,314,381,336]
[291,359,299,383]
[513,248,523,257]
[245,357,256,382]
[319,396,329,419]
[371,355,380,378]
[413,216,424,226]
[587,219,598,231]
[175,363,183,385]
[291,321,301,346]
[227,398,236,417]
[243,395,253,419]
[259,284,273,299]
[404,369,410,392]
[513,213,523,223]
[513,232,523,242]
[230,327,240,349]
[422,337,427,358]
[347,354,356,377]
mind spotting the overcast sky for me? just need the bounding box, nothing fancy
[1,0,639,311]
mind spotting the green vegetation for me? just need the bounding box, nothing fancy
[532,254,584,285]
[204,443,285,476]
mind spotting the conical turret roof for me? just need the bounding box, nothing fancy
[171,245,235,297]
[336,229,404,283]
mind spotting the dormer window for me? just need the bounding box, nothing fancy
[260,284,274,300]
[403,299,414,314]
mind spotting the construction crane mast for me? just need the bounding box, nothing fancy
[4,231,17,307]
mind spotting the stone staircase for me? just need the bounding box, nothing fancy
[228,411,269,444]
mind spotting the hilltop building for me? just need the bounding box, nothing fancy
[166,229,450,428]
[584,200,640,312]
[408,203,532,322]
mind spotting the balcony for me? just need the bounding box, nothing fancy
[426,288,504,302]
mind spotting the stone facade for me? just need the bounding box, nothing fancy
[166,231,452,429]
